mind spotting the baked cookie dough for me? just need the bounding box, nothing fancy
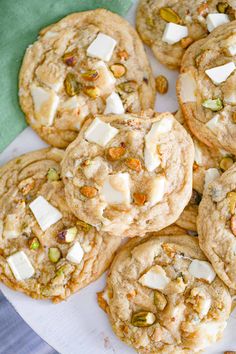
[198,163,236,291]
[61,111,194,237]
[177,20,236,155]
[101,233,231,353]
[19,9,155,148]
[0,149,121,302]
[136,0,236,69]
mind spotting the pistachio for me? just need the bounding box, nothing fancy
[125,158,142,172]
[117,50,129,61]
[48,247,61,263]
[64,73,81,96]
[159,7,181,24]
[62,50,77,67]
[107,146,126,161]
[181,37,194,49]
[80,185,98,198]
[227,192,236,214]
[76,220,92,232]
[83,86,100,99]
[58,227,77,243]
[133,193,147,206]
[117,81,137,93]
[220,157,234,171]
[110,63,126,78]
[154,291,167,311]
[81,70,99,82]
[232,112,236,123]
[155,75,168,94]
[146,17,155,26]
[202,98,223,112]
[231,215,236,236]
[217,2,229,13]
[197,3,209,16]
[131,311,156,327]
[47,168,60,181]
[29,237,40,250]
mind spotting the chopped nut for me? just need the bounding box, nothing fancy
[125,158,142,172]
[83,86,100,99]
[131,311,156,327]
[220,157,234,171]
[154,291,167,311]
[117,81,137,93]
[202,98,223,111]
[28,237,40,250]
[217,2,229,13]
[231,215,236,236]
[159,7,181,24]
[64,73,81,96]
[47,168,60,181]
[48,247,61,263]
[155,75,168,94]
[107,146,126,161]
[117,50,129,61]
[110,63,126,78]
[62,50,77,66]
[181,37,194,49]
[232,112,236,123]
[197,3,209,16]
[81,70,99,82]
[227,192,236,214]
[76,220,92,232]
[133,193,147,206]
[58,227,77,243]
[80,186,98,198]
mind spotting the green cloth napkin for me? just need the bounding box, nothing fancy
[0,0,134,152]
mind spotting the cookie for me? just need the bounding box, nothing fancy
[101,233,231,353]
[177,20,236,154]
[198,163,236,291]
[0,149,121,302]
[61,111,194,237]
[19,9,155,148]
[136,0,236,69]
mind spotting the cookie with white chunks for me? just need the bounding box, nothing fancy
[198,163,236,291]
[19,9,155,148]
[61,111,194,237]
[136,0,236,69]
[101,233,231,353]
[0,148,121,302]
[177,20,236,155]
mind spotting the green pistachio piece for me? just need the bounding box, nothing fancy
[217,2,229,13]
[159,7,181,24]
[76,220,92,233]
[47,168,60,181]
[29,237,40,250]
[220,157,234,171]
[81,70,99,81]
[202,98,223,111]
[117,81,138,93]
[48,247,61,263]
[64,73,82,96]
[58,227,77,243]
[131,311,156,327]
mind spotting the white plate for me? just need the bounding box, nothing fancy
[0,2,236,353]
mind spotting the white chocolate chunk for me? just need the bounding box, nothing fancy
[61,96,80,110]
[227,44,236,56]
[144,118,172,172]
[104,92,125,115]
[194,140,203,166]
[206,13,229,32]
[194,321,227,351]
[93,61,116,94]
[205,62,235,85]
[87,33,117,62]
[206,115,220,133]
[101,173,131,205]
[148,175,166,206]
[224,91,236,105]
[83,157,102,179]
[29,196,62,232]
[3,214,21,239]
[7,251,35,281]
[84,117,118,147]
[188,260,216,283]
[179,72,197,102]
[139,265,170,290]
[66,241,84,264]
[162,23,188,45]
[30,84,59,126]
[204,168,220,189]
[200,298,212,317]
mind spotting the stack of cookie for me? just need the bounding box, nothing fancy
[1,3,236,352]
